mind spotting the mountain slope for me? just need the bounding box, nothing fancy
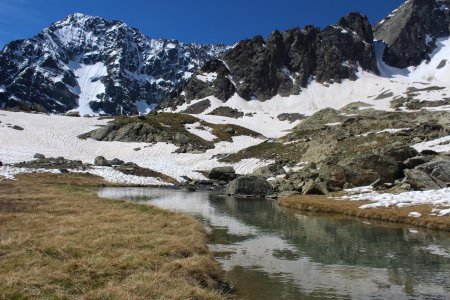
[0,13,227,115]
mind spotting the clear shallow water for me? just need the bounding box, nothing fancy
[98,187,450,300]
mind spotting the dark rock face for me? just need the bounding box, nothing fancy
[162,13,378,107]
[225,176,273,197]
[0,14,226,114]
[374,0,450,68]
[403,155,434,169]
[181,99,211,114]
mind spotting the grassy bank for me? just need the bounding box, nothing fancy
[279,195,450,231]
[0,173,228,299]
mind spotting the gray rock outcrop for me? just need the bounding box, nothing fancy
[416,157,450,183]
[404,169,447,191]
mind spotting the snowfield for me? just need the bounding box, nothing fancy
[0,110,269,184]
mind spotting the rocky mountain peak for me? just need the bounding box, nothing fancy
[162,12,378,108]
[374,0,450,68]
[337,12,373,43]
[0,14,227,115]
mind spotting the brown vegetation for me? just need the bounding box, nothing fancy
[0,173,227,299]
[279,195,450,231]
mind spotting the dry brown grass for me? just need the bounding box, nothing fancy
[0,173,227,299]
[279,195,450,232]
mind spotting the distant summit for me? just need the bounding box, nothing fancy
[0,14,226,114]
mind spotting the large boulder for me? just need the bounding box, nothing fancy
[416,158,450,183]
[208,166,237,181]
[302,179,329,195]
[385,146,419,164]
[34,153,46,160]
[109,158,125,166]
[403,169,446,191]
[225,176,273,197]
[403,155,434,169]
[319,154,401,189]
[94,156,110,167]
[318,164,347,189]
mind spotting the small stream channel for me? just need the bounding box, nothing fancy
[98,187,450,299]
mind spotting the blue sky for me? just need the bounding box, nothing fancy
[0,0,405,48]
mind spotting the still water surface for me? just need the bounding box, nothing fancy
[98,187,450,299]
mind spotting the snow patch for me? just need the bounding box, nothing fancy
[196,72,218,83]
[408,212,422,218]
[0,85,5,93]
[413,135,450,153]
[376,128,411,134]
[68,61,108,116]
[185,122,217,142]
[74,167,172,186]
[339,187,450,216]
[232,158,274,175]
[0,166,61,180]
[325,122,342,127]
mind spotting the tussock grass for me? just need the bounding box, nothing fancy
[0,173,227,299]
[279,195,450,232]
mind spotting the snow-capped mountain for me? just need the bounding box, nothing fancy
[160,0,450,137]
[0,13,227,115]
